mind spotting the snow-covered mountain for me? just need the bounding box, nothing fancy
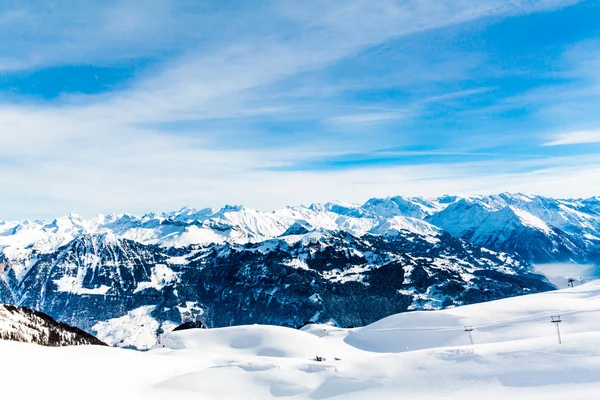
[0,304,106,346]
[0,193,597,349]
[1,193,597,264]
[426,199,590,262]
[1,193,597,265]
[1,228,552,349]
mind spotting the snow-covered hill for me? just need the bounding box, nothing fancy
[0,304,106,346]
[3,281,600,399]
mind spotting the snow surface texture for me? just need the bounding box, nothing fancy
[92,305,178,349]
[3,282,600,399]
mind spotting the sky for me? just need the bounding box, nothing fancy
[1,0,600,219]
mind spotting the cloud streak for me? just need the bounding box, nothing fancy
[0,0,594,219]
[544,130,600,146]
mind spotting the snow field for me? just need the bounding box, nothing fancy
[4,282,600,399]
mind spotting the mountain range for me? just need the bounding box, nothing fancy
[0,193,598,348]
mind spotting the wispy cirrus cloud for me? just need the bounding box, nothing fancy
[324,112,406,125]
[544,130,600,146]
[0,0,595,219]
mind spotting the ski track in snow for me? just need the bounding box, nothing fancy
[4,282,600,399]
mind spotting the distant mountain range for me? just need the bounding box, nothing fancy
[0,193,598,349]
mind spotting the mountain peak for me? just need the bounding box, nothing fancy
[219,204,246,213]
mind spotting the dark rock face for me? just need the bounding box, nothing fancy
[0,304,106,346]
[0,229,555,348]
[173,320,207,331]
[280,221,314,236]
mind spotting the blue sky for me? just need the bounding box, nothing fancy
[1,0,600,218]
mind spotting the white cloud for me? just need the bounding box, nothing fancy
[325,112,405,125]
[1,154,598,220]
[544,130,600,146]
[0,0,589,219]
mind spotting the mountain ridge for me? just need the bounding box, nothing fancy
[0,303,106,346]
[1,193,597,263]
[0,193,597,349]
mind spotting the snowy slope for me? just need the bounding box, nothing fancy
[3,282,600,399]
[92,305,178,349]
[0,304,105,346]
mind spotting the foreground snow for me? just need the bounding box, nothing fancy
[4,282,600,399]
